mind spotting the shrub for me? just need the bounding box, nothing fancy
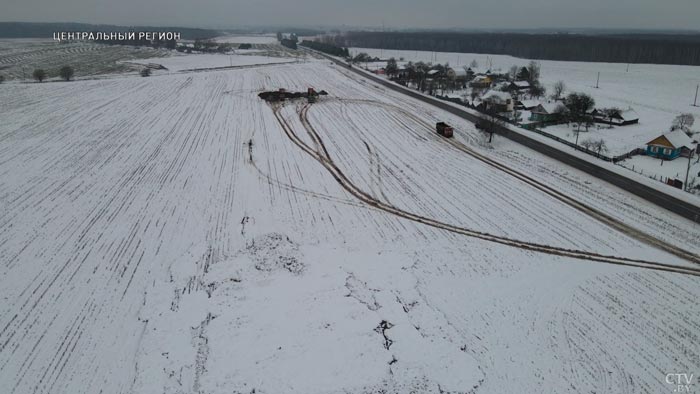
[33,69,47,82]
[59,66,74,81]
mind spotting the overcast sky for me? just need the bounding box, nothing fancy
[5,0,700,30]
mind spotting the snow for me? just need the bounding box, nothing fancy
[1,53,700,394]
[213,35,279,44]
[482,90,512,102]
[538,122,652,155]
[618,108,640,122]
[535,102,566,114]
[127,52,296,71]
[658,129,695,148]
[619,154,699,188]
[518,99,541,109]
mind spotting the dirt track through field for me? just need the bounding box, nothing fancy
[269,101,700,277]
[333,97,700,266]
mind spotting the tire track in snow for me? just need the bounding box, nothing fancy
[269,101,700,277]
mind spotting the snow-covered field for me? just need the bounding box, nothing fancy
[1,54,700,394]
[0,39,171,80]
[128,52,297,71]
[350,48,700,153]
[213,34,279,44]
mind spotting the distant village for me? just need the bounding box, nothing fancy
[349,53,698,191]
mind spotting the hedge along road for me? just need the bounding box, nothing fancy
[307,48,700,224]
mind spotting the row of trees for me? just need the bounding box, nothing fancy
[30,66,75,82]
[341,31,700,66]
[277,32,299,50]
[299,40,349,57]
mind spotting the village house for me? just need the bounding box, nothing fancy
[515,99,541,111]
[446,68,469,88]
[645,130,694,160]
[529,103,568,122]
[478,90,514,113]
[591,107,640,126]
[469,75,492,88]
[507,80,531,92]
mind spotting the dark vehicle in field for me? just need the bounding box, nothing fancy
[436,122,454,138]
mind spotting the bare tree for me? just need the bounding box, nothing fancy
[529,83,546,99]
[385,57,398,78]
[527,61,541,82]
[579,139,594,151]
[469,59,479,69]
[672,113,695,135]
[470,88,483,103]
[599,107,622,128]
[508,65,519,81]
[479,109,506,143]
[592,139,608,156]
[565,92,596,133]
[551,80,566,100]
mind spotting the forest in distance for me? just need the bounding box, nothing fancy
[340,31,700,66]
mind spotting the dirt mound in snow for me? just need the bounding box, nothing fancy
[246,233,304,274]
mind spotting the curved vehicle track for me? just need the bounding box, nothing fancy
[334,98,700,266]
[308,48,700,222]
[268,101,700,277]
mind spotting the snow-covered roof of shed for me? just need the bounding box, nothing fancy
[543,103,567,113]
[532,102,567,114]
[512,81,531,88]
[620,108,639,120]
[517,99,540,109]
[482,90,512,103]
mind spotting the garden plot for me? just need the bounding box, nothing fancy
[0,59,699,394]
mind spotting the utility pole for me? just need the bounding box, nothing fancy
[693,84,699,107]
[686,147,697,192]
[595,72,600,89]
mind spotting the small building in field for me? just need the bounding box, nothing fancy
[592,107,640,126]
[645,130,694,160]
[530,103,568,122]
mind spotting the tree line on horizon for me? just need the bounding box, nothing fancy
[340,31,700,66]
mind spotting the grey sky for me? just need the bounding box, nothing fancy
[4,0,700,30]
